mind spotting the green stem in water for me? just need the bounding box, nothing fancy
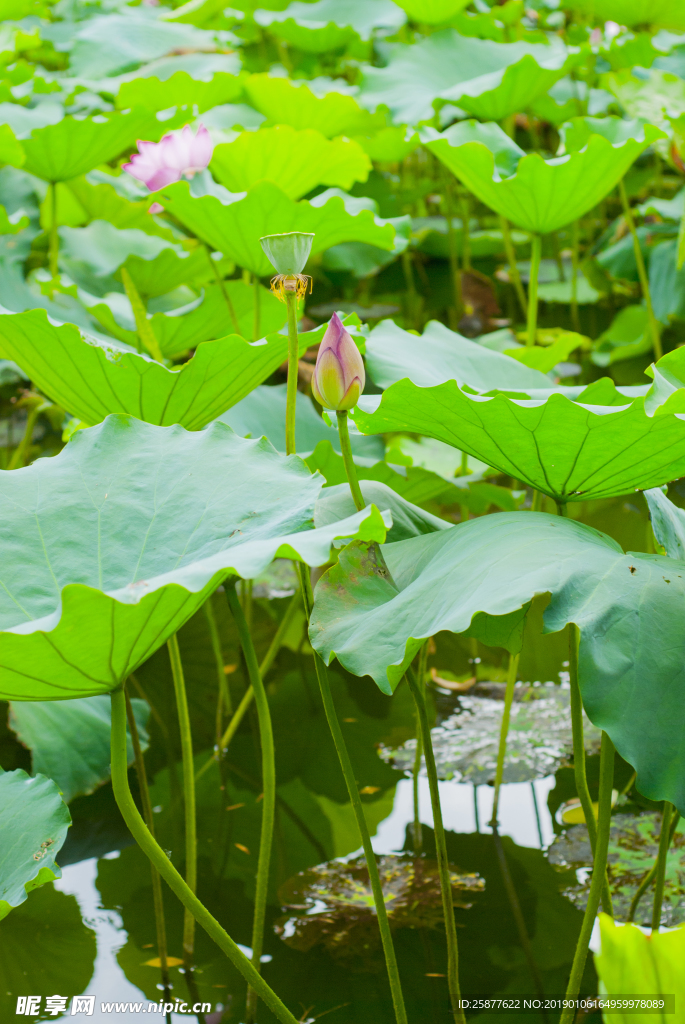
[628,810,680,923]
[412,642,430,855]
[560,731,615,1024]
[336,410,365,512]
[121,267,165,362]
[206,248,240,334]
[109,688,300,1024]
[618,179,662,361]
[652,801,675,933]
[124,691,172,1006]
[569,623,613,916]
[570,219,581,333]
[284,288,299,456]
[526,233,542,347]
[406,668,465,1024]
[49,182,59,279]
[167,633,196,967]
[489,652,520,828]
[499,215,527,322]
[225,582,276,1023]
[204,596,231,771]
[299,571,408,1024]
[195,590,301,782]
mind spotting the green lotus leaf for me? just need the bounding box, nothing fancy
[353,377,685,502]
[591,306,652,368]
[595,915,685,1002]
[150,281,286,358]
[0,770,70,920]
[116,70,244,113]
[649,238,685,323]
[253,0,406,53]
[19,110,161,183]
[358,31,571,125]
[603,68,685,135]
[59,219,176,278]
[220,383,383,459]
[308,512,685,811]
[565,0,685,31]
[644,487,685,560]
[9,696,150,803]
[364,318,551,391]
[314,480,449,543]
[0,204,28,235]
[158,180,396,277]
[0,415,388,702]
[64,175,175,239]
[211,126,371,200]
[0,123,25,167]
[425,117,666,234]
[68,11,221,79]
[392,0,470,25]
[0,309,318,429]
[0,885,96,1017]
[243,74,383,138]
[530,77,613,126]
[352,125,420,163]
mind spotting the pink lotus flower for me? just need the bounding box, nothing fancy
[123,124,213,193]
[311,312,365,412]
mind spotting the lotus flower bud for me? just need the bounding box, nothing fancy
[260,232,314,276]
[311,312,365,411]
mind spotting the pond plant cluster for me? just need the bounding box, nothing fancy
[3,0,685,1020]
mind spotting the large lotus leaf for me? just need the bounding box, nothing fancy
[68,12,221,79]
[314,479,450,544]
[253,0,406,52]
[65,175,175,239]
[158,180,396,277]
[353,376,685,502]
[211,127,371,201]
[19,110,161,183]
[0,123,25,167]
[364,318,551,391]
[243,74,382,138]
[425,118,666,234]
[393,0,470,25]
[0,309,321,429]
[152,281,286,358]
[358,31,569,125]
[0,885,96,1018]
[565,0,685,31]
[219,383,383,459]
[308,512,685,811]
[59,219,176,278]
[9,695,149,803]
[116,70,244,113]
[0,415,388,702]
[603,68,685,134]
[123,246,215,298]
[0,770,70,920]
[594,915,685,1011]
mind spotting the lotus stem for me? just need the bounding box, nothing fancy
[526,233,541,347]
[204,596,231,773]
[407,667,465,1023]
[299,569,408,1024]
[569,623,613,915]
[560,731,615,1024]
[48,182,59,278]
[628,811,680,922]
[7,397,43,470]
[570,219,581,332]
[458,192,471,272]
[195,590,301,782]
[206,247,240,334]
[109,688,300,1024]
[412,727,423,855]
[225,582,276,1023]
[489,652,520,828]
[443,172,463,326]
[618,179,662,360]
[531,782,544,848]
[499,216,527,321]
[167,633,197,967]
[284,289,299,456]
[253,274,261,341]
[652,801,675,932]
[336,410,365,512]
[121,267,165,362]
[124,690,172,1010]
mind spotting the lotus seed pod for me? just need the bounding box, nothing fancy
[259,232,315,276]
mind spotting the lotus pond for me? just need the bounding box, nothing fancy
[2,0,685,1020]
